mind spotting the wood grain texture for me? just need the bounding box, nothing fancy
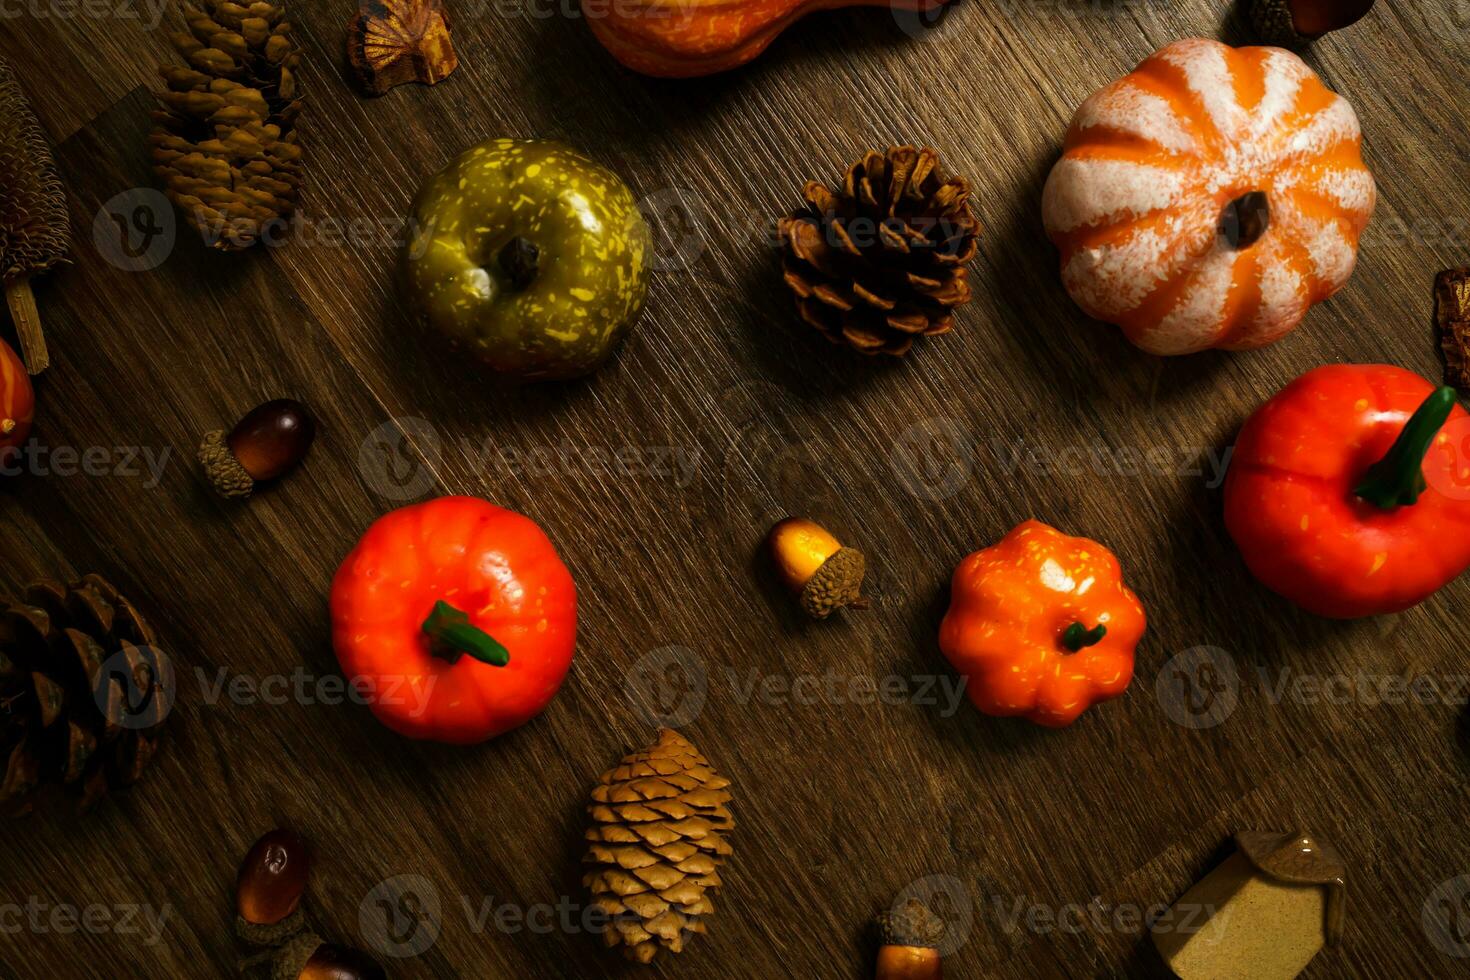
[3,1,1470,978]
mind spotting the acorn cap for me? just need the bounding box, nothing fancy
[198,429,254,499]
[799,546,866,619]
[235,906,306,947]
[271,932,324,980]
[876,897,944,948]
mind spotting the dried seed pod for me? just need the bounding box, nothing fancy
[876,898,943,979]
[346,0,458,95]
[199,399,315,499]
[272,935,386,980]
[236,828,310,946]
[766,517,867,618]
[1249,0,1376,46]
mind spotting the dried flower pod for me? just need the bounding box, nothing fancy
[876,898,943,979]
[199,399,315,499]
[347,0,458,96]
[1249,0,1376,46]
[1435,269,1470,393]
[272,936,385,980]
[236,828,310,946]
[766,517,867,618]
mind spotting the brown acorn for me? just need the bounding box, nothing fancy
[1249,0,1376,46]
[236,828,310,946]
[766,517,867,619]
[876,897,943,979]
[199,399,315,499]
[271,936,385,980]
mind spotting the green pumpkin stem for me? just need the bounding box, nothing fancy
[1354,387,1458,509]
[422,600,510,666]
[1061,622,1107,653]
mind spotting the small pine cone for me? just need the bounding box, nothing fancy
[583,729,734,964]
[150,0,304,250]
[0,576,171,817]
[779,146,980,357]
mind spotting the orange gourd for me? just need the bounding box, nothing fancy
[1042,38,1376,355]
[584,0,951,78]
[0,337,32,455]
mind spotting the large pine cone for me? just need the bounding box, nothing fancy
[779,146,980,356]
[150,0,303,250]
[0,576,171,816]
[0,57,71,281]
[583,729,734,963]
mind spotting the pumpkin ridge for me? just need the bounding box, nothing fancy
[1122,247,1234,352]
[1128,56,1222,153]
[1217,246,1265,348]
[1230,45,1270,114]
[1061,140,1192,169]
[1050,198,1202,257]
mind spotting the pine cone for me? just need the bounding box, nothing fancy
[0,576,171,816]
[583,729,734,963]
[0,57,71,284]
[779,146,980,357]
[150,0,304,250]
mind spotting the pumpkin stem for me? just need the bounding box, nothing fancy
[1354,387,1458,509]
[422,600,511,666]
[497,237,540,291]
[1061,622,1107,653]
[1220,192,1270,249]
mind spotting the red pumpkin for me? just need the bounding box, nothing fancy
[0,337,33,455]
[1042,38,1376,355]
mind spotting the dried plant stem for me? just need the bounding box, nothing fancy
[4,278,47,374]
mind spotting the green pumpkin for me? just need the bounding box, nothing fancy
[404,139,651,381]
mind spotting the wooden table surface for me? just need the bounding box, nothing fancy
[3,1,1469,977]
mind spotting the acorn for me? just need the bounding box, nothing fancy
[236,829,310,946]
[1249,0,1376,46]
[200,399,316,499]
[875,897,943,980]
[272,936,385,980]
[765,517,867,619]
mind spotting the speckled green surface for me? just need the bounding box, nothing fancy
[405,139,650,380]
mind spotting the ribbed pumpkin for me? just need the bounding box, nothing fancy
[1042,38,1376,356]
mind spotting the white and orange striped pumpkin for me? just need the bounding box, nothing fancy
[1042,38,1376,355]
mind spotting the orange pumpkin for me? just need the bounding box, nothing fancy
[584,0,951,78]
[1042,38,1376,355]
[0,337,33,454]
